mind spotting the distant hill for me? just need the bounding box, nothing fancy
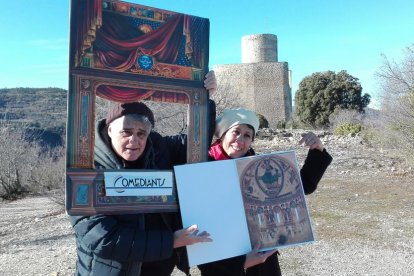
[0,87,187,147]
[0,87,67,147]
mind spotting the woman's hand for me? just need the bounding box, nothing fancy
[244,243,278,269]
[173,224,213,248]
[299,131,324,152]
[204,70,217,96]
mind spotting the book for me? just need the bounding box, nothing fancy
[173,150,315,266]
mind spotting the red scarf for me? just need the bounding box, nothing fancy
[208,140,255,160]
[208,140,231,161]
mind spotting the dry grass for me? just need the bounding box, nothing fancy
[274,171,414,276]
[309,174,414,242]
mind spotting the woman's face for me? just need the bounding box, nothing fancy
[221,124,254,158]
[108,115,149,161]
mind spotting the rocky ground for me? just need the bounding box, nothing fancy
[1,131,413,276]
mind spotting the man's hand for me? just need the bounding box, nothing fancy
[173,224,213,248]
[204,70,217,96]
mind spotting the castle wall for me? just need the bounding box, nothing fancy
[241,34,278,63]
[214,62,291,128]
[213,33,292,129]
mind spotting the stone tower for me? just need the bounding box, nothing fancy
[213,34,292,129]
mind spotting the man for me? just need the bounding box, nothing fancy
[70,72,217,276]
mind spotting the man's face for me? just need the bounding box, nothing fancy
[107,115,149,161]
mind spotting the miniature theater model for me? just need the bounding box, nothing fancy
[65,0,210,215]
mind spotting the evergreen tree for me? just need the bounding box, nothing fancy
[295,70,370,128]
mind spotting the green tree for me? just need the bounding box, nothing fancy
[295,70,370,128]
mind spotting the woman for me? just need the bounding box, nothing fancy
[70,72,217,276]
[198,108,333,276]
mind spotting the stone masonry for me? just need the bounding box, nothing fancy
[213,34,292,128]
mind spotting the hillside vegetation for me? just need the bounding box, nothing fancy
[0,87,67,146]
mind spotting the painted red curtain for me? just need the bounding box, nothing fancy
[95,13,186,71]
[96,85,189,104]
[74,0,102,66]
[96,85,155,103]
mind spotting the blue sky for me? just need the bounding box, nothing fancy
[1,1,413,108]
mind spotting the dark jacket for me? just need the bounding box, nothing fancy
[70,120,189,276]
[70,100,216,276]
[198,145,333,276]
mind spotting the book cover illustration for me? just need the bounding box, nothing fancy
[173,150,315,266]
[235,151,314,251]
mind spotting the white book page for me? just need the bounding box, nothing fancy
[174,160,251,266]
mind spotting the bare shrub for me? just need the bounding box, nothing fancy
[95,97,113,122]
[211,82,241,116]
[96,96,189,136]
[27,144,66,204]
[358,111,385,146]
[94,82,241,138]
[0,118,66,202]
[145,101,188,136]
[0,120,35,199]
[329,108,364,129]
[376,44,414,164]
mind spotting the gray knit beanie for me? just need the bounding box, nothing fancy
[215,108,259,139]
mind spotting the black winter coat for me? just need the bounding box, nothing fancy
[70,100,216,276]
[198,147,333,276]
[70,121,188,276]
